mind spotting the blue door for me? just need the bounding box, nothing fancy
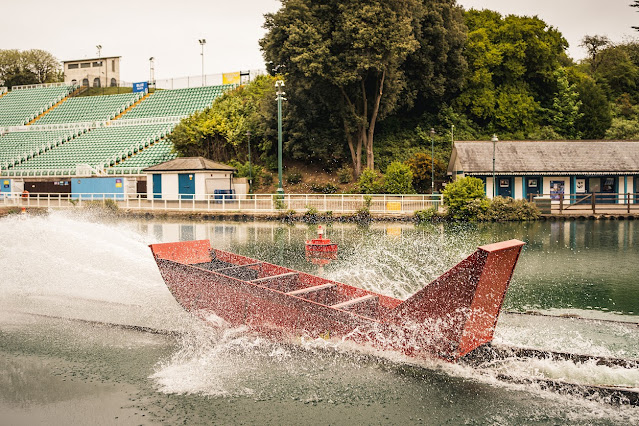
[525,176,541,200]
[153,174,162,199]
[178,173,195,200]
[497,177,512,198]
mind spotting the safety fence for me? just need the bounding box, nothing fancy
[0,192,442,215]
[532,193,639,214]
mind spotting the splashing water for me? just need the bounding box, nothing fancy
[2,212,638,422]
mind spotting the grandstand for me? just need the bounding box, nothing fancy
[121,85,235,119]
[0,84,76,126]
[8,123,174,176]
[34,92,142,124]
[0,82,235,193]
[0,128,80,170]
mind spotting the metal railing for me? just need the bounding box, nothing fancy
[0,192,442,215]
[531,193,639,214]
[11,82,72,90]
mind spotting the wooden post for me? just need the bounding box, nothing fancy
[559,195,564,213]
[628,193,631,214]
[591,193,596,214]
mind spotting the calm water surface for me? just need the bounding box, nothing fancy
[1,212,638,424]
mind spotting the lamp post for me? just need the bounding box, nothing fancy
[275,80,286,195]
[451,124,455,148]
[96,45,102,58]
[430,128,436,194]
[149,57,155,90]
[492,134,499,198]
[246,131,253,193]
[198,39,206,86]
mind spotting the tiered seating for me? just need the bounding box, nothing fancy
[0,129,79,169]
[109,139,177,173]
[35,93,141,124]
[10,123,173,174]
[122,85,236,119]
[0,85,75,126]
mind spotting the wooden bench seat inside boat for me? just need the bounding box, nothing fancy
[251,272,300,292]
[212,262,262,281]
[331,294,379,318]
[286,283,338,305]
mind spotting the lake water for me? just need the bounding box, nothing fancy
[1,211,638,424]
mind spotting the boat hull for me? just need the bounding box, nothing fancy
[150,239,525,361]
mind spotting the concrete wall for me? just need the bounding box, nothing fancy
[72,177,126,199]
[64,57,121,87]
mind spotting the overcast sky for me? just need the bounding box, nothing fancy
[2,0,637,83]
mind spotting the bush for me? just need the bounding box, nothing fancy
[310,182,337,194]
[273,195,286,210]
[442,176,488,220]
[405,152,446,193]
[414,207,440,223]
[228,159,264,189]
[383,161,415,194]
[356,168,383,194]
[337,166,353,184]
[480,196,540,221]
[286,171,302,184]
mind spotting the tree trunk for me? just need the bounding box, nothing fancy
[365,70,385,171]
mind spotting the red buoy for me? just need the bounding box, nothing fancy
[305,225,338,266]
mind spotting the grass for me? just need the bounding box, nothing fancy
[76,86,134,97]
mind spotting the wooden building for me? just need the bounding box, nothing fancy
[144,157,237,200]
[447,141,639,203]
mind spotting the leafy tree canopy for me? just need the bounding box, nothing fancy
[0,49,62,87]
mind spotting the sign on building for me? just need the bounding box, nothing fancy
[133,81,149,93]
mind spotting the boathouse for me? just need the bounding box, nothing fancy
[447,141,639,203]
[143,157,237,200]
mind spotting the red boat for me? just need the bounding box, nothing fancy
[150,239,525,362]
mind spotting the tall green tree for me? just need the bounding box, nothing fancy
[545,68,583,138]
[454,10,568,136]
[260,0,419,175]
[0,49,61,87]
[170,75,277,162]
[402,0,468,111]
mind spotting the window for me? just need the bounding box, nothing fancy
[112,60,115,72]
[92,61,103,67]
[82,78,89,87]
[93,78,101,88]
[80,62,90,68]
[67,63,79,69]
[71,79,77,85]
[110,78,117,87]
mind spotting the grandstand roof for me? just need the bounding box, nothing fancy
[143,157,236,172]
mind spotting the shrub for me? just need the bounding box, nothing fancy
[405,152,446,193]
[310,182,337,194]
[384,161,415,194]
[356,168,383,194]
[286,171,302,184]
[337,166,353,184]
[273,195,286,210]
[442,176,488,220]
[480,196,541,221]
[414,207,440,223]
[228,159,264,189]
[303,205,320,223]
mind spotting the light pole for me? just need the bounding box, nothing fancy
[451,124,455,148]
[246,130,253,193]
[492,134,499,198]
[275,80,286,195]
[430,128,436,194]
[198,39,206,86]
[96,45,102,58]
[149,57,155,90]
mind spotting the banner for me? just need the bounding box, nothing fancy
[222,72,240,85]
[133,81,149,93]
